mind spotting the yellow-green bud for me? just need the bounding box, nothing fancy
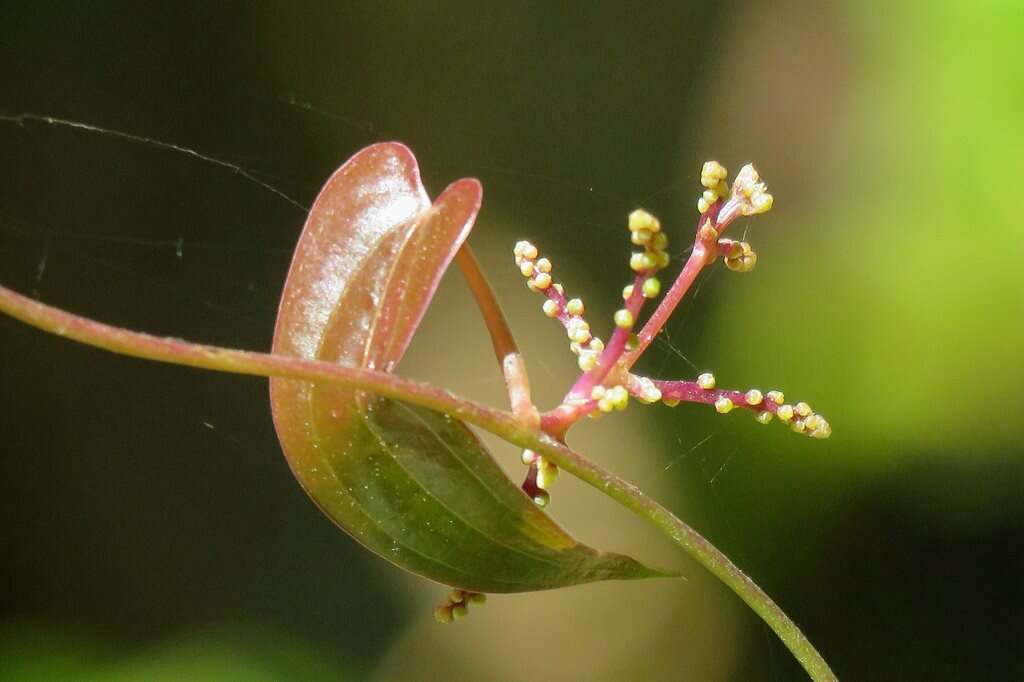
[633,376,662,403]
[810,421,832,439]
[536,461,559,490]
[630,252,656,272]
[631,228,652,245]
[568,319,591,344]
[609,385,629,410]
[628,209,657,232]
[577,351,598,371]
[701,160,728,187]
[697,372,716,389]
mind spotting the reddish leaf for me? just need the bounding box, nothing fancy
[270,143,672,592]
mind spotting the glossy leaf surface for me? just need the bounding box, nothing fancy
[270,143,669,592]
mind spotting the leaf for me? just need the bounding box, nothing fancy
[269,142,671,592]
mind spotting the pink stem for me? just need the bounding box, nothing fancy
[541,285,572,326]
[565,272,646,400]
[649,378,781,416]
[625,200,739,368]
[540,400,598,437]
[625,247,708,368]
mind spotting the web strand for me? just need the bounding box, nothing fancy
[0,112,308,212]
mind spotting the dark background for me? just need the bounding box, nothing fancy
[2,2,1022,680]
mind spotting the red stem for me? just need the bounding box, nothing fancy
[649,378,781,416]
[625,201,734,367]
[566,272,646,400]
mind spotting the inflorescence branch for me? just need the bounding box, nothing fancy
[511,159,828,506]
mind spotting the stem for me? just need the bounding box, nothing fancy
[0,283,835,680]
[567,272,646,400]
[625,201,731,368]
[0,284,514,433]
[626,244,709,366]
[524,433,837,682]
[649,377,781,413]
[455,244,519,362]
[455,244,539,428]
[540,401,596,438]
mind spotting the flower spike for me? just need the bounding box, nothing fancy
[514,240,606,370]
[514,159,825,504]
[698,161,730,214]
[435,588,488,623]
[640,374,830,439]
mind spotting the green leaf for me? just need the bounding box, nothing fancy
[270,142,671,592]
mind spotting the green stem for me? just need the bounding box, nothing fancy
[0,283,835,681]
[0,284,508,431]
[524,433,836,681]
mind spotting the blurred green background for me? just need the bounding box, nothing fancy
[1,1,1022,680]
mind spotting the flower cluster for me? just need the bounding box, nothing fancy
[519,448,558,507]
[512,160,829,507]
[716,238,757,272]
[515,240,606,372]
[653,373,832,439]
[434,588,487,623]
[718,163,774,223]
[697,160,730,214]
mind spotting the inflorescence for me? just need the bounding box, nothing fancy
[434,589,487,623]
[510,160,830,509]
[435,159,827,621]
